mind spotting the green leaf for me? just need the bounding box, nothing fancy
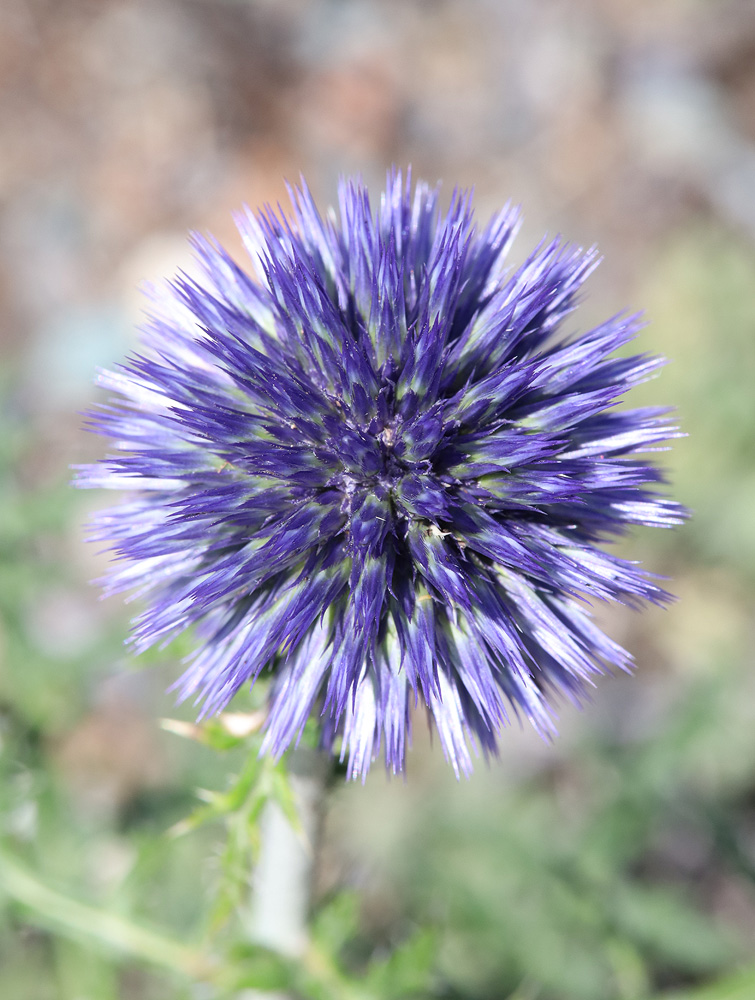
[312,892,362,955]
[364,927,438,997]
[613,883,734,971]
[270,762,306,840]
[658,963,755,1000]
[225,943,295,992]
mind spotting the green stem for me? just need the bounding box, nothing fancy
[0,846,218,983]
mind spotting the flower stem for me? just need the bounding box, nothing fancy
[247,747,330,957]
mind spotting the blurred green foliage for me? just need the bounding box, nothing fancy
[1,226,755,998]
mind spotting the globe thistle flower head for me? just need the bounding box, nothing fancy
[77,170,685,779]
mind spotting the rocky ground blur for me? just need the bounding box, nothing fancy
[1,2,755,998]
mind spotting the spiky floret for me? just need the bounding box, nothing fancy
[77,170,685,779]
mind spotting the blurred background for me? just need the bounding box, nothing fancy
[1,1,755,998]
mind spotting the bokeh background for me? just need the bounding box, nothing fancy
[2,1,755,998]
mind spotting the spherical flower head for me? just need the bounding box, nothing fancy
[77,170,685,779]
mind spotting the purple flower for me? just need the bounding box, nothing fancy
[77,170,685,779]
